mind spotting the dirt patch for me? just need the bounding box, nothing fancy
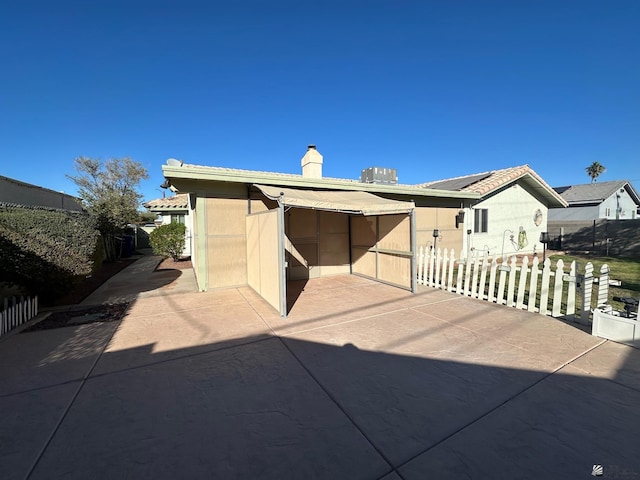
[157,257,192,271]
[24,303,131,331]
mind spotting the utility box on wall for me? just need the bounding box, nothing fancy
[360,167,398,185]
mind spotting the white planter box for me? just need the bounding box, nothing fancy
[592,308,640,346]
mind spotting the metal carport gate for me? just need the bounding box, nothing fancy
[246,185,416,317]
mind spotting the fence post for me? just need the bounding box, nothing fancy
[539,258,551,316]
[434,248,442,289]
[417,246,424,285]
[456,257,465,294]
[428,247,435,287]
[506,256,518,307]
[447,249,456,292]
[597,264,610,307]
[516,255,529,309]
[527,256,540,312]
[552,259,565,317]
[441,248,450,290]
[566,260,577,318]
[470,251,480,298]
[496,257,508,305]
[463,253,473,296]
[580,262,594,323]
[488,257,498,303]
[478,251,489,300]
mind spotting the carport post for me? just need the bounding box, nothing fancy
[411,208,417,293]
[277,200,287,317]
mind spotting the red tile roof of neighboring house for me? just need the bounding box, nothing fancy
[143,194,189,210]
[418,165,567,207]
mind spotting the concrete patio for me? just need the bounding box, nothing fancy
[1,262,640,479]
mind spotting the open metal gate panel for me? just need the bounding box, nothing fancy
[350,212,416,292]
[248,185,417,311]
[246,208,286,316]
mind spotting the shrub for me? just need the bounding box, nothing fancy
[149,222,186,261]
[0,204,100,302]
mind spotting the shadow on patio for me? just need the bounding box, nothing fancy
[1,282,639,479]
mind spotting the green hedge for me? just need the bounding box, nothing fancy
[149,222,186,261]
[0,204,100,302]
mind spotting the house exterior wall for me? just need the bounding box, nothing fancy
[548,205,600,222]
[549,188,638,221]
[0,175,83,211]
[465,183,548,259]
[599,190,637,220]
[414,206,464,255]
[205,196,249,289]
[189,183,249,291]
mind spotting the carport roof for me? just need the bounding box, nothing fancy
[161,163,480,200]
[254,184,414,216]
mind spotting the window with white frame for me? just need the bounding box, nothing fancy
[171,214,185,224]
[474,208,488,233]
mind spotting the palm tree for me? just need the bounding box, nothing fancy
[585,161,605,183]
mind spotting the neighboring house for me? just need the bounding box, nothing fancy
[0,174,83,211]
[549,181,640,221]
[161,145,479,316]
[142,194,193,257]
[419,165,567,259]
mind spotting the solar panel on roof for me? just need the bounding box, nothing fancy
[425,172,492,191]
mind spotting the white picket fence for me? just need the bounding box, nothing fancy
[1,296,39,337]
[417,247,611,323]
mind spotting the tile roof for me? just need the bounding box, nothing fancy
[418,165,567,207]
[143,194,189,210]
[553,181,640,205]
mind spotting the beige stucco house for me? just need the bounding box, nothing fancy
[419,165,568,260]
[161,146,479,316]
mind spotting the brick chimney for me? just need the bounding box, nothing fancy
[301,144,323,179]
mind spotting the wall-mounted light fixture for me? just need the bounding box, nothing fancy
[455,209,465,228]
[433,229,440,252]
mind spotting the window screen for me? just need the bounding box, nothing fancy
[474,209,488,233]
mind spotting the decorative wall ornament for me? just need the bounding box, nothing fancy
[517,226,528,250]
[533,209,543,226]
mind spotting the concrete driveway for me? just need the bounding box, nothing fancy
[1,269,640,479]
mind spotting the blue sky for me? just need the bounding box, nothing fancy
[1,0,638,205]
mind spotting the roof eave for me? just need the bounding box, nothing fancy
[162,165,480,200]
[519,173,568,208]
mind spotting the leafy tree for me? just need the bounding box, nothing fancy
[585,161,606,183]
[149,222,186,261]
[136,211,158,225]
[66,156,149,260]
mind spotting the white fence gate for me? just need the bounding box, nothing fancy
[417,247,611,323]
[1,296,39,338]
